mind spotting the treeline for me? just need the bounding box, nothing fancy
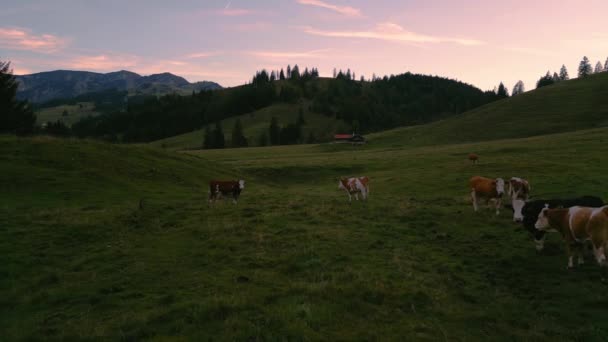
[201,110,309,149]
[61,65,500,143]
[0,60,36,135]
[3,60,501,143]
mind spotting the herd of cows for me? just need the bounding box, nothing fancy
[470,176,607,270]
[207,172,608,271]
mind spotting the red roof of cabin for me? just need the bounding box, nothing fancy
[334,134,353,139]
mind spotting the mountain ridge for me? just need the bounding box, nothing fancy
[15,69,222,103]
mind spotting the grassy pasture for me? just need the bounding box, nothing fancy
[2,128,608,340]
[369,72,608,148]
[35,102,100,127]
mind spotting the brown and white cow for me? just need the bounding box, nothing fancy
[508,177,531,222]
[535,205,608,268]
[208,180,245,204]
[338,176,369,202]
[468,153,479,164]
[469,176,505,215]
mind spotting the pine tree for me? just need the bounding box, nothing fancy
[213,121,225,148]
[0,59,36,135]
[291,65,300,79]
[552,72,560,82]
[512,80,525,96]
[496,82,509,98]
[286,65,291,79]
[297,107,306,125]
[604,57,608,72]
[231,119,247,148]
[269,117,280,145]
[203,125,213,149]
[559,64,569,80]
[279,69,285,80]
[578,56,592,77]
[536,71,555,88]
[594,61,603,73]
[306,132,315,144]
[270,70,277,82]
[333,68,337,78]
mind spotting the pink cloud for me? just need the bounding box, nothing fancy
[302,22,484,46]
[232,22,273,32]
[0,27,68,53]
[249,49,330,60]
[219,8,253,16]
[68,54,139,71]
[185,51,223,59]
[297,0,362,17]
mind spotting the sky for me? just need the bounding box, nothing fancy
[1,0,608,91]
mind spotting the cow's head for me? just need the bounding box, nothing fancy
[239,180,245,190]
[534,205,551,230]
[338,178,347,190]
[495,178,505,196]
[512,199,526,222]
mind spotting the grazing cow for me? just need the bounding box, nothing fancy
[468,153,479,164]
[520,196,604,251]
[208,180,245,204]
[338,176,369,202]
[508,177,531,222]
[535,205,608,268]
[469,176,505,215]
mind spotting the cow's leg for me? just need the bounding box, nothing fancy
[495,198,501,215]
[591,237,607,266]
[471,190,478,212]
[355,193,359,201]
[565,242,576,269]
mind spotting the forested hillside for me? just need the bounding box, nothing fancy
[68,69,500,144]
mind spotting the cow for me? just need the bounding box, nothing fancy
[520,196,604,251]
[208,180,245,204]
[338,177,369,202]
[469,176,505,215]
[508,177,531,222]
[468,153,479,164]
[535,205,608,268]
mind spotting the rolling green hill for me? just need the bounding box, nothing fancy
[36,102,100,126]
[369,72,608,147]
[150,103,350,150]
[3,125,608,340]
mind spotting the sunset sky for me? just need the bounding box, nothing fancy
[2,0,607,91]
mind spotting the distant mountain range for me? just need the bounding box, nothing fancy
[15,70,222,103]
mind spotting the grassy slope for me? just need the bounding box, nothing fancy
[36,102,100,126]
[369,72,608,147]
[150,103,350,150]
[3,128,608,340]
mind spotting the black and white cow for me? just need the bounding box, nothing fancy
[520,196,604,251]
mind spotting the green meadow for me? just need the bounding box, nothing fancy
[3,73,608,340]
[3,124,608,340]
[35,102,100,127]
